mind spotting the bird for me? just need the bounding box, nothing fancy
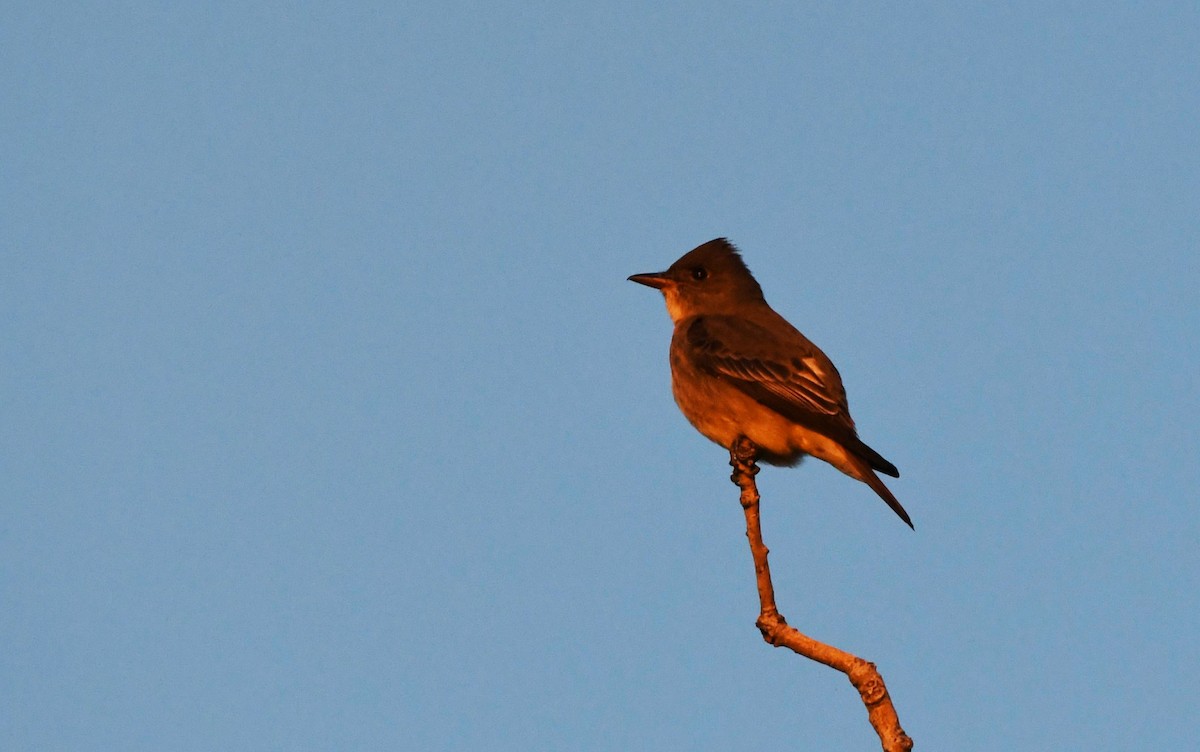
[628,238,912,528]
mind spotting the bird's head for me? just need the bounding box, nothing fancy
[628,238,765,322]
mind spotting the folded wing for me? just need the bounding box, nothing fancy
[685,315,899,478]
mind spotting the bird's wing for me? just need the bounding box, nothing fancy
[685,315,900,478]
[684,314,856,437]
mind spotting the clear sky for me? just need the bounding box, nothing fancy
[3,3,1197,750]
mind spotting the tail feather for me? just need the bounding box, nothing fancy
[851,437,899,478]
[862,471,914,529]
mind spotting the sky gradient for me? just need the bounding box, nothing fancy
[4,3,1198,750]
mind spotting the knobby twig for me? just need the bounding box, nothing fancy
[729,436,913,752]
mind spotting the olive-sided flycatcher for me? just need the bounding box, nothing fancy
[629,238,912,528]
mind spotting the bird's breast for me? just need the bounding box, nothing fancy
[668,337,802,464]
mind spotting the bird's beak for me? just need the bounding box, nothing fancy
[627,271,671,289]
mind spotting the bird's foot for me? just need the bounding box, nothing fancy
[730,436,759,466]
[729,436,760,486]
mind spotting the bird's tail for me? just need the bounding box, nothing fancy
[862,470,914,529]
[850,436,899,478]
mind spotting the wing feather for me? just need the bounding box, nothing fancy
[685,316,855,436]
[685,316,900,477]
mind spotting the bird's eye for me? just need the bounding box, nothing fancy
[691,267,708,281]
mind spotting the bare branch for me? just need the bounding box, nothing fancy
[729,436,913,752]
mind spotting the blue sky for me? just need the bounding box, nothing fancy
[3,3,1198,750]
